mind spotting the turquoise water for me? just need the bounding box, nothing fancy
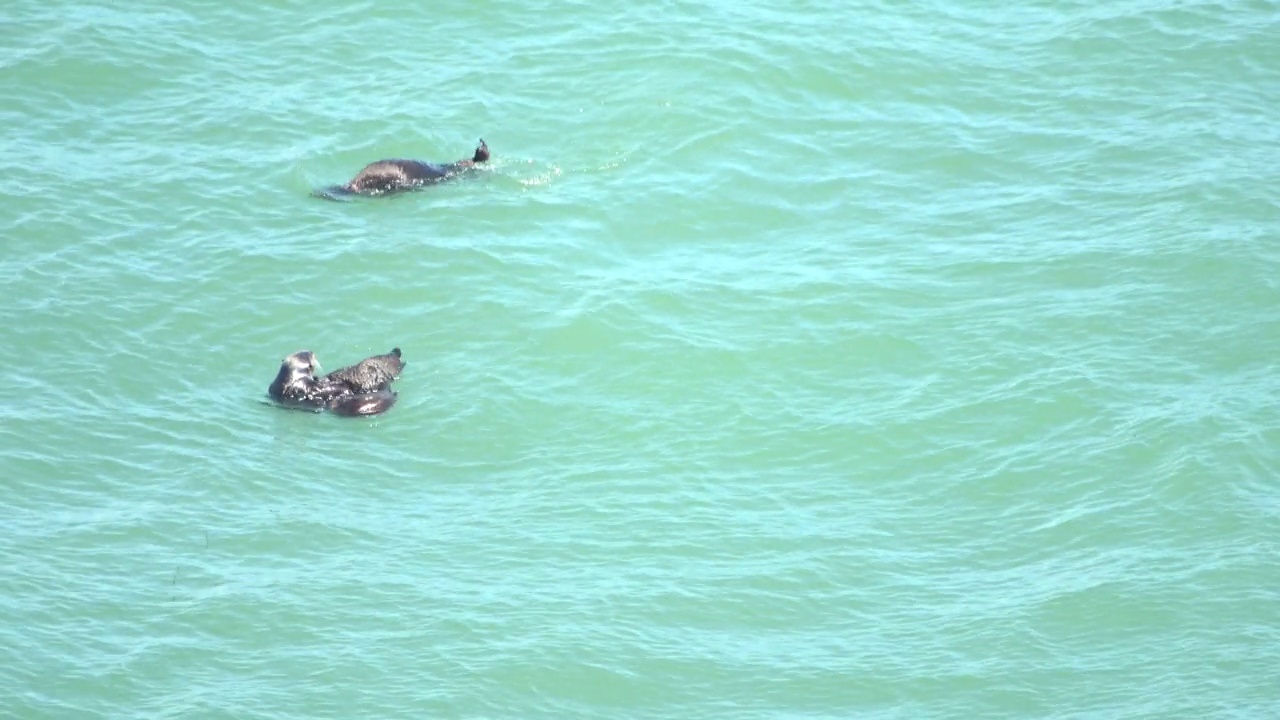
[2,0,1278,717]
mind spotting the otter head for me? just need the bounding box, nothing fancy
[283,350,319,377]
[269,350,320,401]
[473,139,490,163]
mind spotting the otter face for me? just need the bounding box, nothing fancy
[270,350,322,402]
[283,350,319,377]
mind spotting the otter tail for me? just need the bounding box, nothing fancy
[329,390,398,417]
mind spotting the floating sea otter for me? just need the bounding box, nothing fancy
[268,347,405,416]
[319,139,490,198]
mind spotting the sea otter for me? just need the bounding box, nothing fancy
[268,347,405,416]
[320,139,490,198]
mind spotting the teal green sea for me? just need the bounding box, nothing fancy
[2,1,1278,717]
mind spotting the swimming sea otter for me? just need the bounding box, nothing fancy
[321,139,490,197]
[268,347,405,416]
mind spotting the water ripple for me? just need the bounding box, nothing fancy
[2,0,1279,718]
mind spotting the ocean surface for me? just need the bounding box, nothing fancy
[2,1,1278,717]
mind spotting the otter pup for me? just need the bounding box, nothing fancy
[268,347,405,416]
[322,139,490,197]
